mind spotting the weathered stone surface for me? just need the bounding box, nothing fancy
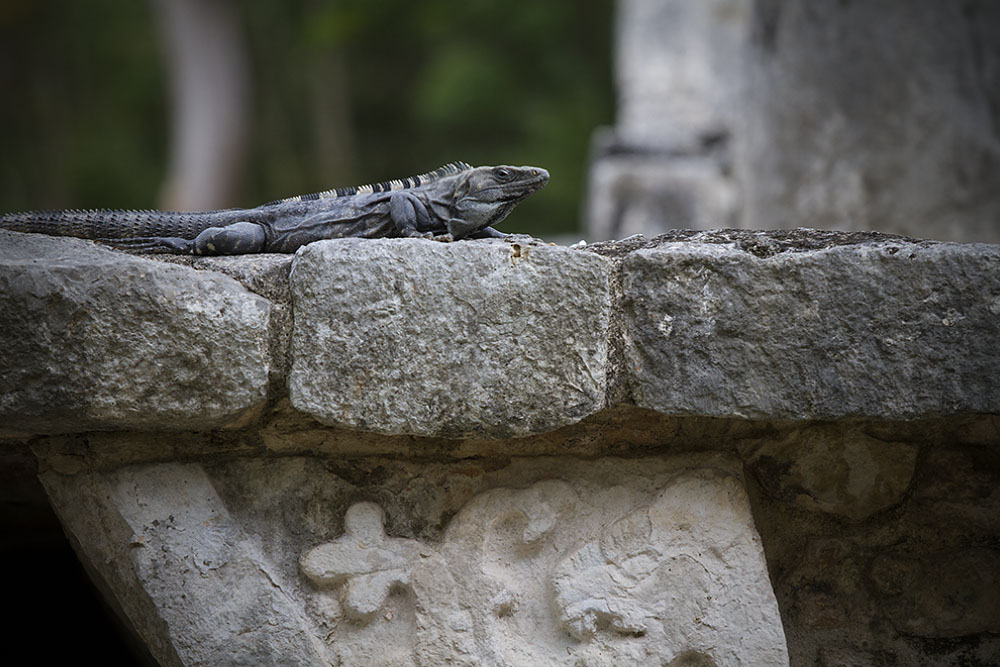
[780,538,875,633]
[738,1,1000,243]
[542,468,787,666]
[289,238,613,438]
[38,460,329,667]
[620,234,1000,420]
[170,253,296,390]
[772,535,1000,666]
[0,231,272,433]
[745,425,918,520]
[749,426,1000,666]
[908,447,1000,534]
[153,252,294,304]
[36,452,787,666]
[870,546,1000,638]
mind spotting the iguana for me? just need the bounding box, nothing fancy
[0,162,548,255]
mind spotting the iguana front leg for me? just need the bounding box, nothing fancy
[390,192,452,241]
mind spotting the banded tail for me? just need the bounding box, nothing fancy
[0,208,252,241]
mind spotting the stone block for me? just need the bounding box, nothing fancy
[38,461,329,667]
[0,232,272,433]
[288,239,613,438]
[621,235,1000,419]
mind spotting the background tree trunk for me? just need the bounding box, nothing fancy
[150,0,250,211]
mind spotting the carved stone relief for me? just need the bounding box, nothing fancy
[299,468,787,666]
[35,452,787,666]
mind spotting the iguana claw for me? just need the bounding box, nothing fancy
[99,237,194,254]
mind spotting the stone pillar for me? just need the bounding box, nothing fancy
[585,0,749,239]
[590,0,1000,244]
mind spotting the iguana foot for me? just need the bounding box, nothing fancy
[99,236,194,254]
[502,232,549,246]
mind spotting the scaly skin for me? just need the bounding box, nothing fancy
[0,162,549,255]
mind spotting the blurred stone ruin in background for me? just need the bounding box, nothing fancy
[586,0,1000,244]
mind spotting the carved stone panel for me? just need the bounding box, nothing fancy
[36,453,787,666]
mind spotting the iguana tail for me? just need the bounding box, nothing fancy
[0,208,253,241]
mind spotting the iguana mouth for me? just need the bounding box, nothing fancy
[518,169,550,190]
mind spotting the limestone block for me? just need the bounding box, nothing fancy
[543,470,787,665]
[0,231,272,433]
[622,236,1000,420]
[38,461,328,667]
[288,238,613,438]
[299,461,786,666]
[37,454,787,666]
[302,500,480,666]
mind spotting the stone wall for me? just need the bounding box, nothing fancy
[2,229,999,665]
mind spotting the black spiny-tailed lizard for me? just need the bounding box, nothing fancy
[0,162,548,254]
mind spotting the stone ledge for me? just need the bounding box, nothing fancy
[0,231,273,433]
[1,228,997,437]
[3,227,996,665]
[612,230,1000,420]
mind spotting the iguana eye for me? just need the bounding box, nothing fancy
[494,167,513,182]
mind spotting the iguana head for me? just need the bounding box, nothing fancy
[448,165,549,238]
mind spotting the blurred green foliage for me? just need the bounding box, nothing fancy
[0,0,612,235]
[0,0,166,211]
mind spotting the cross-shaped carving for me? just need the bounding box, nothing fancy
[300,501,435,620]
